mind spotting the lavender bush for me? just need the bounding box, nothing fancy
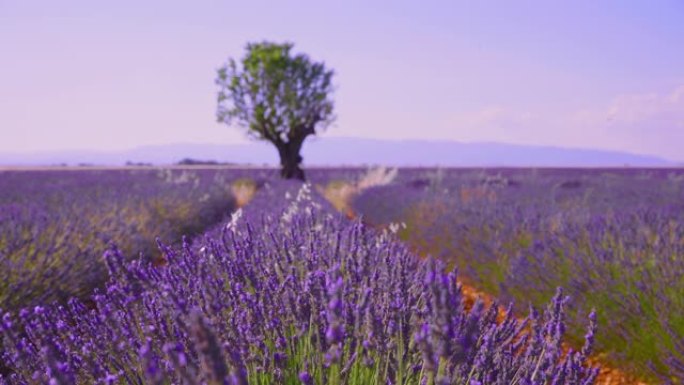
[1,182,598,384]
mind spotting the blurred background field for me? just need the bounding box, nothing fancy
[350,167,684,382]
[0,167,273,311]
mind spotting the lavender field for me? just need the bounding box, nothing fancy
[352,168,684,383]
[0,167,606,385]
[0,168,269,311]
[0,167,682,384]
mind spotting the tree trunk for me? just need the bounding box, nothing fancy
[277,140,305,180]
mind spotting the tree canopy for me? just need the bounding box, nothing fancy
[216,42,335,179]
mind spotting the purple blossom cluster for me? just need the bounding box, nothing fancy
[1,181,598,384]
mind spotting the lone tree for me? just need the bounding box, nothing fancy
[216,42,335,180]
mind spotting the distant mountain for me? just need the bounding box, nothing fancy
[302,138,675,167]
[0,138,676,167]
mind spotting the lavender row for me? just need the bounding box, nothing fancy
[352,168,684,382]
[1,182,598,384]
[0,168,267,311]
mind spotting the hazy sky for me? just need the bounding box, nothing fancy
[1,0,683,160]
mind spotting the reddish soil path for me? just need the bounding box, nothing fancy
[319,182,649,385]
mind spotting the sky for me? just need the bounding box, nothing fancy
[1,0,683,161]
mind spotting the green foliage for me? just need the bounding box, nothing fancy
[215,41,335,145]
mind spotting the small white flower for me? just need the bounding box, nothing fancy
[226,208,243,233]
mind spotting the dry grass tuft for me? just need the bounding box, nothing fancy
[231,178,258,207]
